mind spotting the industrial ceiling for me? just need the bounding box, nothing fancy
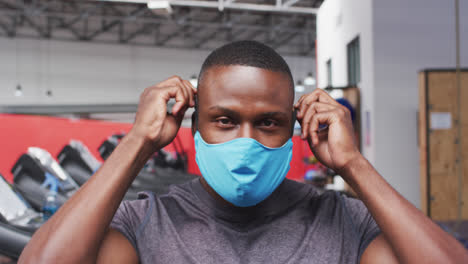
[0,0,323,56]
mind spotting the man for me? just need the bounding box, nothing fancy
[19,41,468,263]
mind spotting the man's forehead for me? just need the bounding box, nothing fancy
[198,65,294,105]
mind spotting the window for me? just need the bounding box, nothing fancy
[326,59,332,87]
[347,36,360,86]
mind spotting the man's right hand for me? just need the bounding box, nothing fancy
[18,75,197,264]
[130,76,197,152]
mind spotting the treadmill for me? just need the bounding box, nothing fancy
[98,134,198,195]
[59,138,175,196]
[57,140,101,186]
[57,140,138,200]
[11,147,79,211]
[0,174,38,260]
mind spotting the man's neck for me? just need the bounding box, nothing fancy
[199,176,234,207]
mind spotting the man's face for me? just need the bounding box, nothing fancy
[195,65,294,148]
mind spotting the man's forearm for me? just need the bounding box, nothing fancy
[341,156,468,263]
[19,131,153,264]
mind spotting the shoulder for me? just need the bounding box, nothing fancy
[312,190,380,239]
[116,179,197,218]
[110,180,196,245]
[116,192,155,221]
[299,187,370,222]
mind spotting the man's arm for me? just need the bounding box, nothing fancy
[342,156,468,264]
[18,132,149,264]
[360,235,399,264]
[18,76,196,264]
[295,88,468,264]
[96,229,139,263]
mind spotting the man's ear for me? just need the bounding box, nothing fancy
[191,111,197,136]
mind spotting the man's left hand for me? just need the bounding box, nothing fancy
[294,88,361,175]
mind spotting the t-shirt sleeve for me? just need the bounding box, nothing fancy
[110,193,153,252]
[338,193,381,260]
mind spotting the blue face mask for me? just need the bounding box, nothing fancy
[194,131,293,207]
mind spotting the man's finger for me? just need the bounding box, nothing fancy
[309,110,339,146]
[177,80,189,106]
[304,89,340,108]
[297,99,337,119]
[295,89,342,113]
[294,94,307,108]
[181,80,195,107]
[300,102,338,139]
[163,85,188,115]
[315,89,342,105]
[157,76,192,109]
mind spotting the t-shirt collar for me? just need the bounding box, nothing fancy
[190,177,313,224]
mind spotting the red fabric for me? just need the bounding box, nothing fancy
[0,114,307,183]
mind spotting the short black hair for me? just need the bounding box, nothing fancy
[198,40,294,88]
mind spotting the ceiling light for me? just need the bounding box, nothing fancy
[295,80,305,93]
[147,0,172,15]
[15,84,23,97]
[303,72,316,86]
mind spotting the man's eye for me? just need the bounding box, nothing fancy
[216,118,234,127]
[260,119,277,128]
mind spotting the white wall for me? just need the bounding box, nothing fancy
[0,38,315,106]
[316,0,375,161]
[372,0,468,207]
[317,0,468,207]
[0,38,208,105]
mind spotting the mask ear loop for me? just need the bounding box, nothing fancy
[291,109,297,137]
[194,94,199,131]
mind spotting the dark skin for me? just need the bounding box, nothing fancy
[18,66,468,264]
[194,65,294,205]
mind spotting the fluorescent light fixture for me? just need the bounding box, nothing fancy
[147,0,172,14]
[303,72,316,86]
[15,85,23,97]
[295,80,305,93]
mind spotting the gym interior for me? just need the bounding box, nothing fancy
[1,0,467,263]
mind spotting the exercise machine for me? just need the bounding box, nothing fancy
[0,174,38,260]
[11,147,79,211]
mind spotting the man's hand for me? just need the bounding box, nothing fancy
[294,88,361,174]
[295,90,468,264]
[131,76,197,152]
[18,75,197,264]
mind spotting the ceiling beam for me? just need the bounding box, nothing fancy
[100,0,318,15]
[283,0,302,7]
[0,0,318,56]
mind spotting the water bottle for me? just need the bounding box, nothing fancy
[42,172,60,221]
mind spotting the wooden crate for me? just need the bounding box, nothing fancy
[419,69,468,221]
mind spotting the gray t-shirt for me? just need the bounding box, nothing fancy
[111,178,380,264]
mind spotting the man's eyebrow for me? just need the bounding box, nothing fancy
[257,112,289,119]
[208,106,288,119]
[207,106,241,118]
